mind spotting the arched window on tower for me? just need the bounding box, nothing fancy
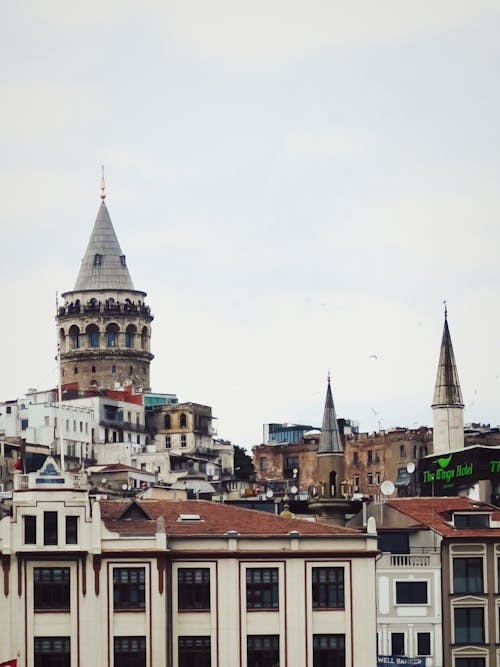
[125,324,137,348]
[59,328,66,354]
[141,326,149,351]
[180,413,187,429]
[106,323,119,348]
[68,324,81,350]
[86,324,99,348]
[164,415,171,429]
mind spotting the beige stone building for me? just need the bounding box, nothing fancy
[0,458,378,667]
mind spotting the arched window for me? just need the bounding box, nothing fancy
[69,324,81,350]
[106,323,119,348]
[92,366,96,373]
[180,413,187,429]
[400,445,406,459]
[164,415,171,429]
[129,366,133,375]
[86,324,99,348]
[112,365,116,374]
[74,367,78,374]
[141,326,149,351]
[125,324,137,348]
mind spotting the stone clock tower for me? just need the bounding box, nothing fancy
[57,184,153,393]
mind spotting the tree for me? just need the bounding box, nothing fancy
[234,445,254,481]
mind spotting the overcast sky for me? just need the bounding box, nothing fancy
[3,1,500,448]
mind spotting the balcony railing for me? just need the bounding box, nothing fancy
[390,554,431,567]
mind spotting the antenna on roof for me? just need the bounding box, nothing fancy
[100,165,106,200]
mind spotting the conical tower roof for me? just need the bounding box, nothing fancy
[73,201,135,291]
[432,311,464,407]
[318,375,343,454]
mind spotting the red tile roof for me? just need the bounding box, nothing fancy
[99,499,363,537]
[386,497,500,538]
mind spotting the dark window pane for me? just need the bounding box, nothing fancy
[391,633,405,655]
[454,514,489,529]
[178,568,210,610]
[395,581,427,604]
[34,568,70,611]
[114,636,146,667]
[34,637,70,667]
[247,635,280,667]
[44,512,58,545]
[455,608,484,644]
[417,632,431,656]
[312,568,344,609]
[113,568,146,610]
[313,634,345,667]
[65,516,78,545]
[178,636,211,667]
[453,558,483,594]
[378,533,410,554]
[246,568,279,610]
[24,515,37,544]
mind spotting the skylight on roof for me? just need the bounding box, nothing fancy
[177,514,202,522]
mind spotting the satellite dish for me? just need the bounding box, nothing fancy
[290,486,298,495]
[380,480,395,496]
[266,489,274,498]
[406,462,416,474]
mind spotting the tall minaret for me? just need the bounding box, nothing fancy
[431,305,464,454]
[317,373,345,497]
[56,176,154,393]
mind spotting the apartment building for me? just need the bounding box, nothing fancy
[0,457,378,667]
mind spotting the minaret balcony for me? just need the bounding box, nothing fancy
[62,347,154,362]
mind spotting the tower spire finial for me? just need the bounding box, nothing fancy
[443,299,447,320]
[100,165,106,200]
[327,369,331,385]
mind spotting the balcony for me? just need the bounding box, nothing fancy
[390,554,431,567]
[377,550,440,569]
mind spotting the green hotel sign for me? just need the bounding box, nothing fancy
[420,447,500,495]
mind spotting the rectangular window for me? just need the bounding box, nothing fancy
[24,515,37,544]
[165,436,171,448]
[353,475,360,490]
[34,568,70,611]
[178,636,211,667]
[378,532,410,554]
[455,659,486,667]
[181,435,187,447]
[44,511,58,545]
[113,636,146,667]
[246,568,279,609]
[353,452,359,465]
[367,450,373,464]
[417,632,431,656]
[312,567,344,609]
[260,457,268,471]
[113,568,146,610]
[65,516,78,545]
[21,418,28,429]
[313,634,345,667]
[367,473,373,485]
[395,581,427,604]
[454,514,489,529]
[391,632,405,656]
[178,568,210,611]
[34,637,70,667]
[247,635,280,667]
[454,607,484,644]
[453,558,483,593]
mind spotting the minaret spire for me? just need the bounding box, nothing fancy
[318,373,342,454]
[432,305,464,453]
